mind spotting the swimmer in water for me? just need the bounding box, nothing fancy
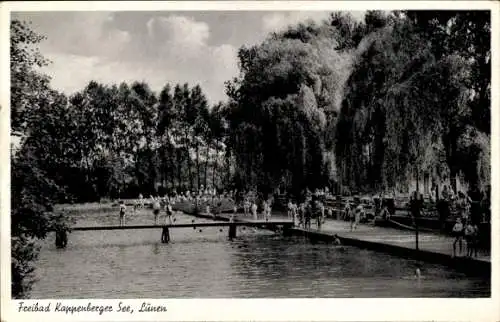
[333,234,342,246]
[415,268,421,279]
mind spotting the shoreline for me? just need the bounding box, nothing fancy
[172,201,490,279]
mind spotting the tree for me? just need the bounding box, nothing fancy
[225,15,354,195]
[10,20,51,134]
[335,11,489,194]
[190,85,210,190]
[10,20,70,298]
[157,84,176,191]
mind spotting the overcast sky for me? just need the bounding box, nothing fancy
[12,11,365,104]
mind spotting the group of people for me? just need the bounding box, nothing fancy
[118,193,175,226]
[408,189,483,258]
[241,198,272,221]
[287,196,327,230]
[437,183,489,232]
[342,200,366,231]
[451,217,480,258]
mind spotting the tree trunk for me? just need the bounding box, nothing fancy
[226,150,231,188]
[176,148,182,191]
[204,141,210,188]
[184,131,193,191]
[168,147,175,192]
[212,141,218,189]
[196,142,200,191]
[416,166,419,194]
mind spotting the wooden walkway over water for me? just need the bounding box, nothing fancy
[70,220,293,231]
[54,219,293,247]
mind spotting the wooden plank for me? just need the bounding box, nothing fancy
[69,221,293,231]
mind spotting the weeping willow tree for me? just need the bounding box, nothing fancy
[335,11,490,194]
[225,17,353,197]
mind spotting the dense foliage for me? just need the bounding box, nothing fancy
[335,11,490,194]
[11,20,68,298]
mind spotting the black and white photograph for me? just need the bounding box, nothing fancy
[2,0,498,319]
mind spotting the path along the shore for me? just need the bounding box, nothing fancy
[205,210,490,264]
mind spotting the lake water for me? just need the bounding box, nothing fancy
[29,207,490,298]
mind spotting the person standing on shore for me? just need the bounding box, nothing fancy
[456,191,471,223]
[353,202,363,231]
[471,222,479,257]
[314,198,323,230]
[464,220,475,257]
[243,198,249,216]
[153,197,161,225]
[304,200,312,230]
[119,200,126,226]
[291,201,298,226]
[266,200,272,222]
[138,193,144,209]
[251,200,258,220]
[320,201,325,224]
[344,200,352,222]
[297,203,304,227]
[348,201,355,231]
[165,201,173,225]
[452,217,464,257]
[287,199,293,219]
[439,184,451,232]
[468,184,481,226]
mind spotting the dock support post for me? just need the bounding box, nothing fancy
[161,227,170,243]
[283,225,292,237]
[228,224,237,240]
[55,229,68,248]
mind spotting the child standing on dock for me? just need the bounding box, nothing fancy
[119,201,126,226]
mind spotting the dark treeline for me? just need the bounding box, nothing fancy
[14,80,230,202]
[11,10,490,298]
[226,10,490,197]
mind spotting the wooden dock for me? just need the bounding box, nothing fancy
[70,220,293,231]
[54,220,294,247]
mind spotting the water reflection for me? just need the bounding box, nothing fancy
[28,211,490,298]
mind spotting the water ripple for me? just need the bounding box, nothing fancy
[29,212,490,298]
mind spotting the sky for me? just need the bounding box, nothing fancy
[12,11,365,105]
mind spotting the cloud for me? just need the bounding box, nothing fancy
[261,12,332,33]
[261,11,367,34]
[147,16,209,49]
[31,13,238,104]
